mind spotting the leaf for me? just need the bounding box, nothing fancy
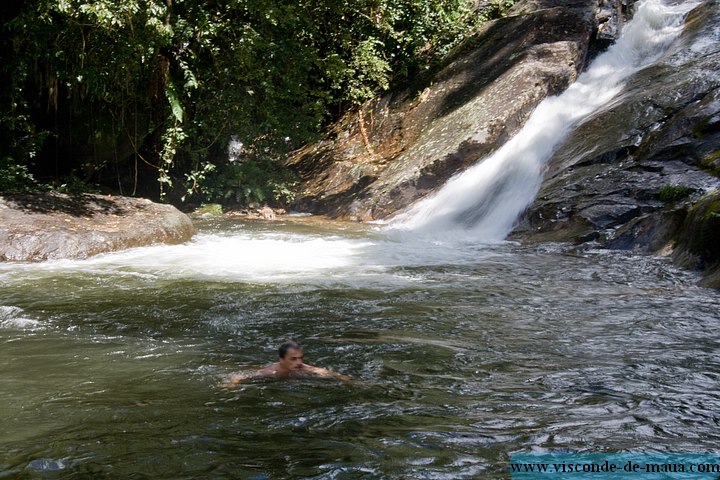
[165,80,184,123]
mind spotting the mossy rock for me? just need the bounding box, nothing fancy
[657,184,695,202]
[701,150,720,177]
[673,190,720,270]
[194,203,224,216]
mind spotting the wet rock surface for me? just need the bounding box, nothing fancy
[287,1,598,221]
[510,1,720,287]
[0,193,195,262]
[288,0,720,287]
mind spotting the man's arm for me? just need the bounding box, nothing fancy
[218,373,250,388]
[219,365,278,387]
[304,364,352,382]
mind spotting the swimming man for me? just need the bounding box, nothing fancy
[225,340,351,385]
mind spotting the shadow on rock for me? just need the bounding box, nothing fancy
[2,192,130,217]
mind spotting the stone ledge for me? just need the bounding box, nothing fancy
[0,192,195,262]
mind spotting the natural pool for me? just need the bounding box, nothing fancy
[2,217,719,478]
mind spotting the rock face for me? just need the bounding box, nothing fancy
[0,193,195,262]
[287,0,720,287]
[288,0,598,220]
[510,1,720,287]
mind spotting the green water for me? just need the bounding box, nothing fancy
[1,218,719,479]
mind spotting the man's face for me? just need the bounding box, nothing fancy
[279,347,304,372]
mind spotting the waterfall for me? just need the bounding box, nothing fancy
[389,0,701,242]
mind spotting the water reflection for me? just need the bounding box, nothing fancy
[1,219,719,478]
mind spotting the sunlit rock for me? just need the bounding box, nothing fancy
[0,193,195,262]
[287,2,597,221]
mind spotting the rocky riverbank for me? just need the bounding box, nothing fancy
[0,192,195,262]
[509,1,720,288]
[284,0,720,288]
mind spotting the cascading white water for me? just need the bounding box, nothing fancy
[389,0,701,241]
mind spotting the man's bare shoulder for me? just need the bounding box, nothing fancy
[223,363,281,386]
[255,363,280,377]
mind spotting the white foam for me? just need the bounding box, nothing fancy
[0,231,377,283]
[0,306,43,330]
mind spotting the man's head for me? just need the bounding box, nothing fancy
[277,340,304,372]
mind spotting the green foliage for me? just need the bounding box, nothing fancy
[657,184,695,202]
[701,150,720,177]
[0,157,36,192]
[480,0,516,21]
[158,124,187,199]
[706,198,720,220]
[165,81,185,124]
[194,203,223,216]
[182,161,216,203]
[0,158,100,194]
[48,173,102,194]
[1,0,505,205]
[196,158,299,207]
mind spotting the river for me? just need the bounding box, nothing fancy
[3,0,720,478]
[1,217,719,478]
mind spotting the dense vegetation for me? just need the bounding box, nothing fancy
[0,0,513,207]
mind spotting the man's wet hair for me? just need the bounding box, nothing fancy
[278,340,301,358]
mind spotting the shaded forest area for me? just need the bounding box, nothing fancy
[0,0,513,208]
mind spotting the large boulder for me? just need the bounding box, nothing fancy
[287,1,598,220]
[0,193,195,262]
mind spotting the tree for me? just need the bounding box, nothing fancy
[1,0,505,205]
